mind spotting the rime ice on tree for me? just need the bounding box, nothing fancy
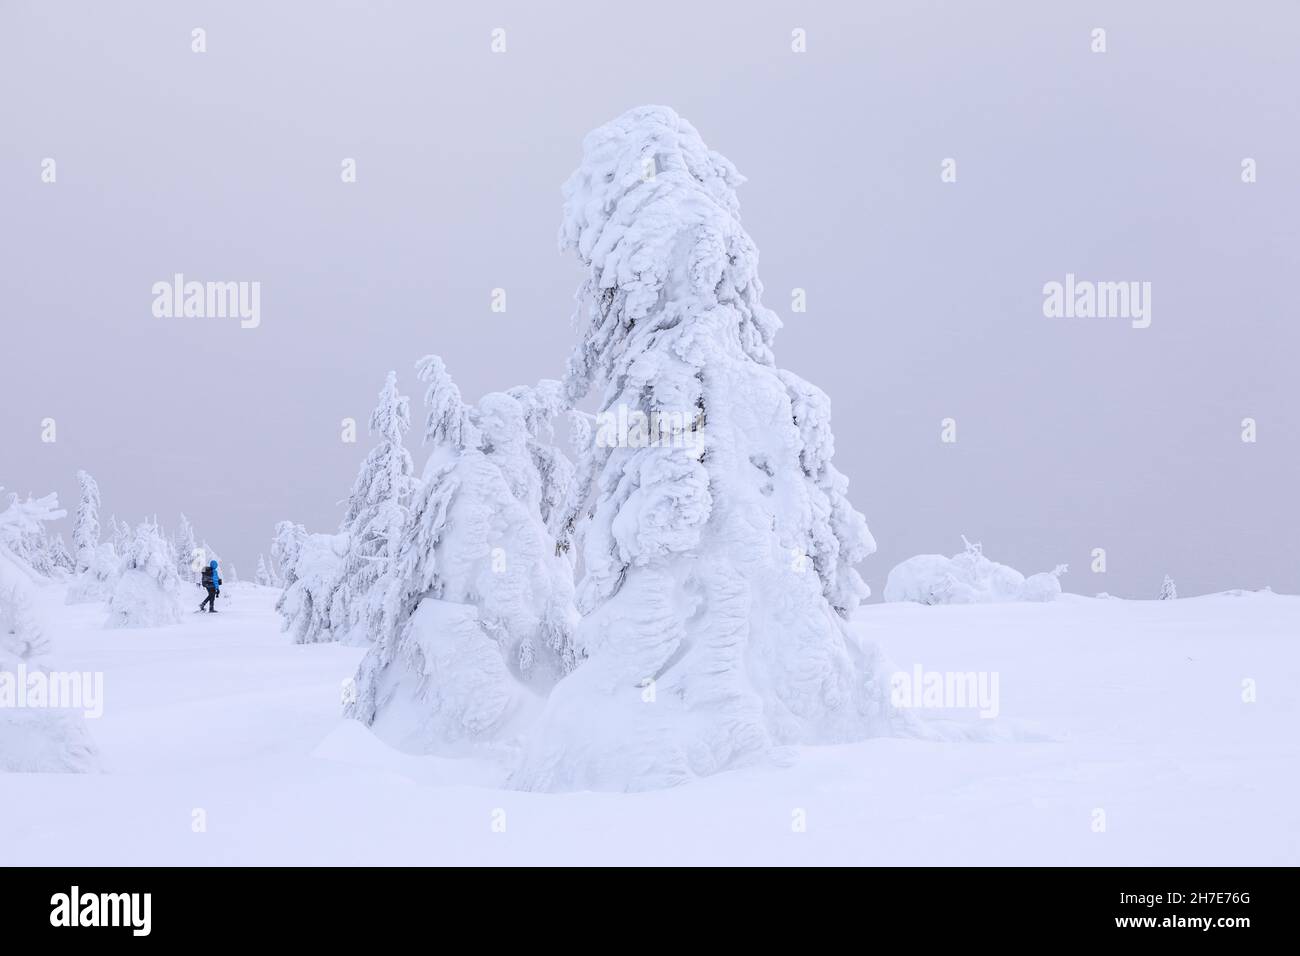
[512,106,903,792]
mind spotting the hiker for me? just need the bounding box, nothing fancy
[199,559,221,613]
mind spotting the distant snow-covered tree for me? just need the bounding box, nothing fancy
[255,554,273,587]
[48,533,75,574]
[109,516,132,559]
[72,470,101,573]
[346,356,578,753]
[513,106,902,792]
[1159,575,1178,600]
[885,538,1065,604]
[174,513,199,583]
[335,371,418,645]
[105,519,183,628]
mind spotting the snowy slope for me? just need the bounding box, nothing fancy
[1,585,1296,865]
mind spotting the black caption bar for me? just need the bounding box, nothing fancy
[0,866,1285,942]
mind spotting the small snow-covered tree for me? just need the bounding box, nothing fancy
[1159,574,1178,600]
[109,515,132,558]
[275,529,347,644]
[72,470,101,573]
[346,355,577,753]
[334,371,418,645]
[0,490,99,772]
[255,554,273,587]
[513,107,904,792]
[271,521,305,589]
[174,513,199,583]
[105,519,183,628]
[48,533,75,574]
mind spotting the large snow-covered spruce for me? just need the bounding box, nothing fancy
[512,106,900,792]
[0,490,99,772]
[345,357,578,755]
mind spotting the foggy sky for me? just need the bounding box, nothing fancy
[2,0,1297,599]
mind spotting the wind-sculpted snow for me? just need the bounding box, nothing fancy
[512,106,899,792]
[884,537,1066,605]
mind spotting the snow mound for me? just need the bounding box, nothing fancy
[884,537,1066,605]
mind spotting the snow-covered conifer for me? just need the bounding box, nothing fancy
[255,554,273,587]
[1159,575,1178,600]
[105,519,183,628]
[345,356,577,753]
[513,107,902,792]
[110,516,132,559]
[49,533,75,574]
[72,470,101,573]
[335,371,418,645]
[174,513,199,583]
[275,529,346,643]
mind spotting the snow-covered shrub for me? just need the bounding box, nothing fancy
[275,528,347,644]
[0,491,99,772]
[105,520,183,628]
[1159,575,1177,600]
[512,106,900,792]
[884,537,1066,605]
[346,357,578,754]
[334,371,418,645]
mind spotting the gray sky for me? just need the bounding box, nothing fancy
[2,0,1297,598]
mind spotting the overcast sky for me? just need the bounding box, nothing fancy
[2,0,1297,599]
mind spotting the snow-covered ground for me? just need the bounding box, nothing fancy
[2,583,1296,865]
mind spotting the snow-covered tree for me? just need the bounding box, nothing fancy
[345,355,577,753]
[72,470,101,573]
[109,515,132,558]
[1159,574,1178,600]
[512,107,905,791]
[884,537,1066,604]
[174,513,199,583]
[255,553,273,587]
[271,520,304,588]
[334,371,418,645]
[0,490,99,772]
[48,534,75,574]
[105,519,184,628]
[275,528,347,644]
